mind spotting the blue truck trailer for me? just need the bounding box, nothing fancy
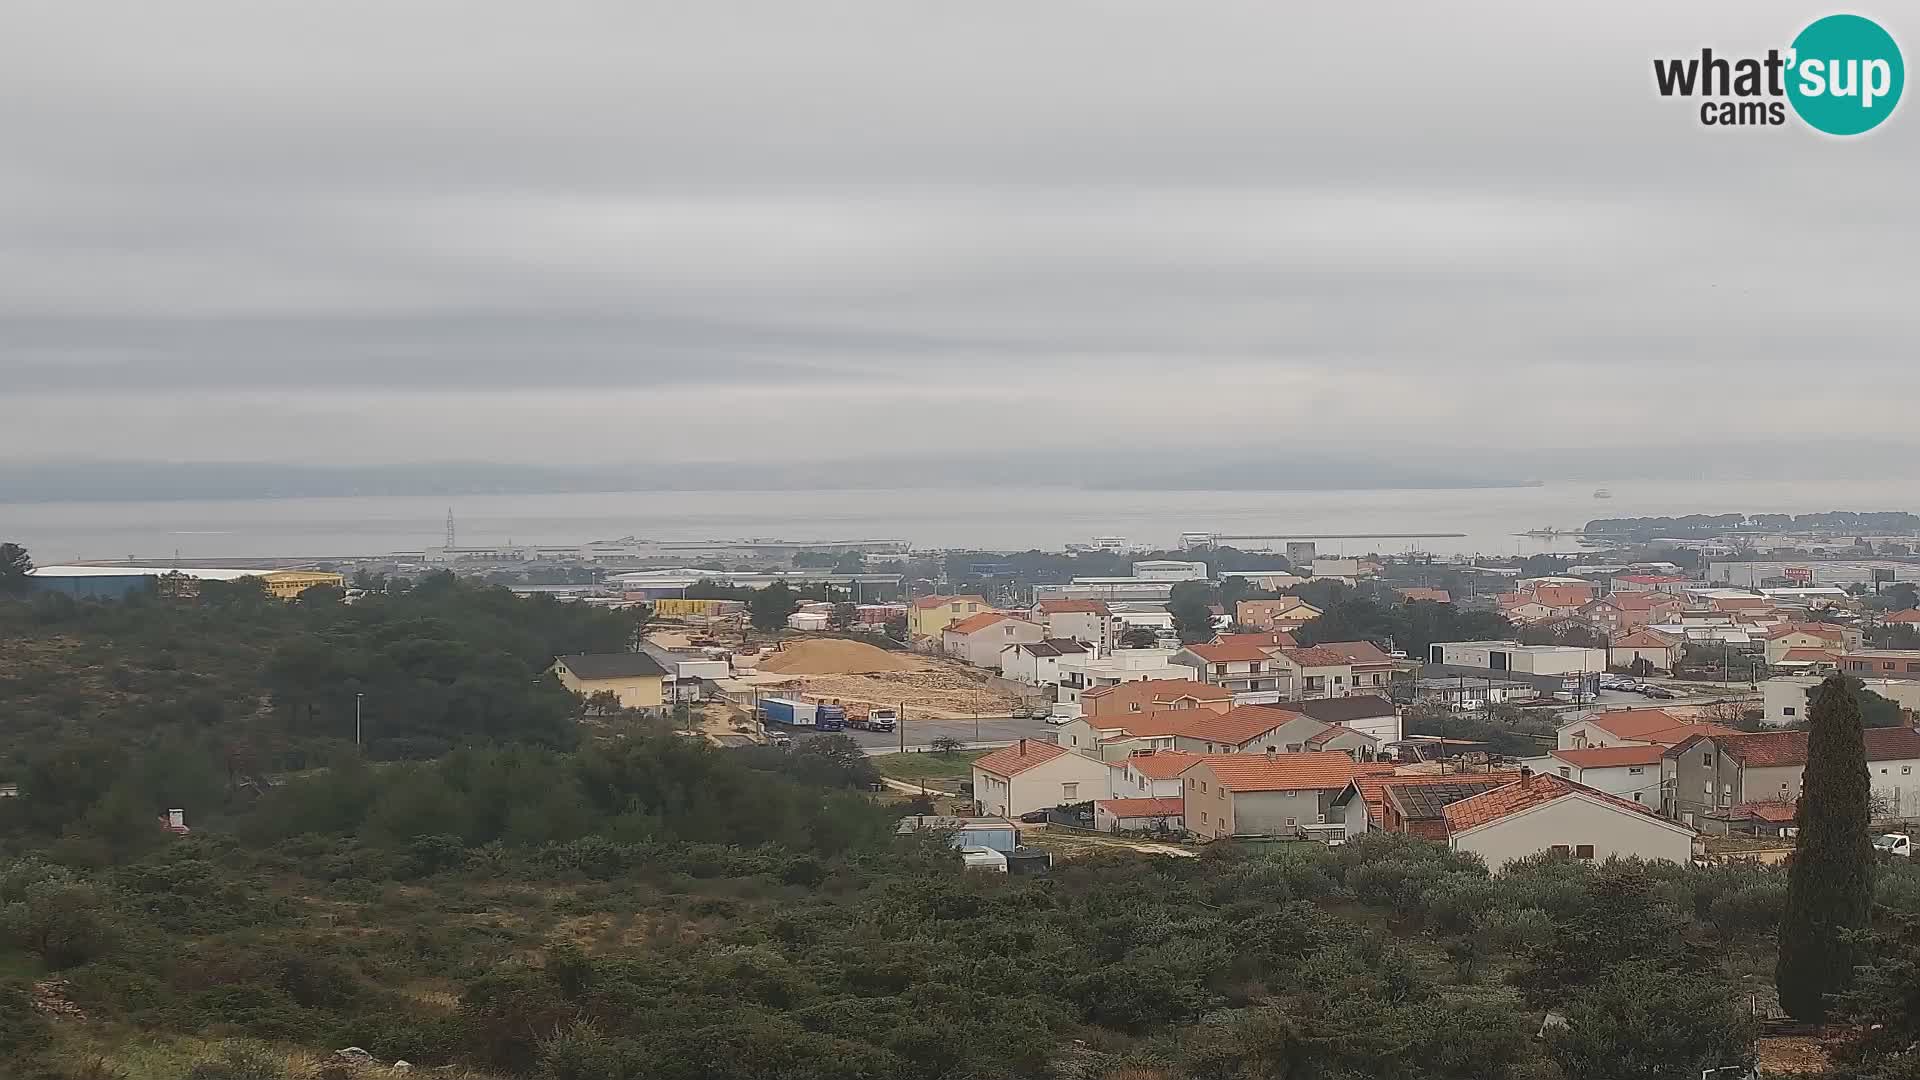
[759,697,845,732]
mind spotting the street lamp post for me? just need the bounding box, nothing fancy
[355,692,364,748]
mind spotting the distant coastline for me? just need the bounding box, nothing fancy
[0,460,1545,504]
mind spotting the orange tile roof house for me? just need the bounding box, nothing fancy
[1082,678,1233,718]
[1523,745,1666,807]
[970,739,1118,818]
[1171,639,1297,701]
[1332,770,1523,839]
[1062,704,1332,760]
[1557,708,1741,751]
[1608,628,1684,673]
[1885,609,1920,625]
[1181,752,1359,839]
[1840,649,1920,680]
[1440,773,1695,868]
[1664,726,1920,822]
[1235,597,1324,631]
[942,613,1044,668]
[1092,796,1187,833]
[1029,599,1117,654]
[1111,748,1207,799]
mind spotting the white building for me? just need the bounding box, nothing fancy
[1311,557,1361,579]
[1427,640,1609,676]
[1442,773,1696,869]
[998,639,1090,686]
[1763,674,1920,726]
[1520,746,1666,806]
[971,740,1116,817]
[1056,648,1190,703]
[1131,560,1209,582]
[942,613,1044,668]
[1030,600,1118,656]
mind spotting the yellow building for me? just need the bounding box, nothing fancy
[552,653,668,711]
[260,570,347,600]
[908,594,990,639]
[651,598,745,619]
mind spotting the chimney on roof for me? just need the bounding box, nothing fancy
[1519,765,1532,779]
[1019,738,1027,756]
[1266,749,1277,761]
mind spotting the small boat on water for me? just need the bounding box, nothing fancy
[1592,488,1613,500]
[1520,527,1569,538]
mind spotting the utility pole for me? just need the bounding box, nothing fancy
[355,692,364,748]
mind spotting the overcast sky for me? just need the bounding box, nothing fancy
[4,2,1915,468]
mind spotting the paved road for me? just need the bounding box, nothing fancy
[836,715,1058,751]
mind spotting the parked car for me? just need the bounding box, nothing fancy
[1044,713,1075,726]
[1874,833,1912,858]
[1018,809,1051,823]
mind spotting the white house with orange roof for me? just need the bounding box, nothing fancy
[1180,752,1361,839]
[1272,646,1363,698]
[1170,638,1295,702]
[1556,708,1740,751]
[1109,748,1206,799]
[1057,704,1329,761]
[1520,745,1667,804]
[1441,772,1696,868]
[941,612,1043,667]
[1081,677,1233,718]
[1607,628,1684,673]
[1761,622,1859,665]
[970,739,1117,817]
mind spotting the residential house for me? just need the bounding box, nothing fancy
[942,613,1044,667]
[1532,583,1596,611]
[1664,726,1920,823]
[1414,677,1536,712]
[1235,597,1324,632]
[1521,745,1666,805]
[1082,678,1234,718]
[1396,587,1452,604]
[1060,705,1330,761]
[1333,770,1521,839]
[998,638,1089,686]
[1557,708,1739,751]
[1580,592,1682,633]
[1496,594,1558,623]
[1764,674,1920,726]
[1840,649,1920,680]
[1612,574,1692,594]
[1172,639,1294,703]
[1429,641,1609,677]
[1442,772,1697,868]
[1305,724,1380,757]
[1055,649,1191,704]
[1761,622,1858,664]
[1110,748,1206,799]
[908,594,990,639]
[1884,609,1920,627]
[1093,796,1185,833]
[1181,752,1360,839]
[1030,599,1116,655]
[1273,646,1358,699]
[1310,640,1396,694]
[552,653,668,712]
[1293,694,1403,743]
[970,739,1117,817]
[1608,629,1684,673]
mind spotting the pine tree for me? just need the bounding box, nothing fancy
[1776,673,1875,1019]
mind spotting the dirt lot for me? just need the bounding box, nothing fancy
[754,662,1022,718]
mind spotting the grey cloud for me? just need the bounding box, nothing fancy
[2,1,1916,467]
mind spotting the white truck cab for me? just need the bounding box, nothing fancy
[1874,833,1912,858]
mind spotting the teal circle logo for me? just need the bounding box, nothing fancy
[1787,14,1904,135]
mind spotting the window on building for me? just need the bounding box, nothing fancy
[1783,707,1796,716]
[1633,792,1643,802]
[1576,844,1595,860]
[1200,811,1208,824]
[1905,766,1913,775]
[1702,752,1712,766]
[1558,767,1571,778]
[1628,766,1643,775]
[1062,784,1077,801]
[1285,817,1296,827]
[1551,844,1571,855]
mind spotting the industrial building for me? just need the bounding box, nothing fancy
[27,565,344,601]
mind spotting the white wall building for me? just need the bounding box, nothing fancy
[1131,560,1209,582]
[1443,774,1696,869]
[971,740,1117,817]
[1764,674,1920,726]
[1056,649,1190,703]
[1427,640,1609,676]
[998,639,1090,687]
[1520,746,1666,806]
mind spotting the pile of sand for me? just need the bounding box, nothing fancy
[755,638,929,676]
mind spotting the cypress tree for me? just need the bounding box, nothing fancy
[1775,673,1875,1019]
